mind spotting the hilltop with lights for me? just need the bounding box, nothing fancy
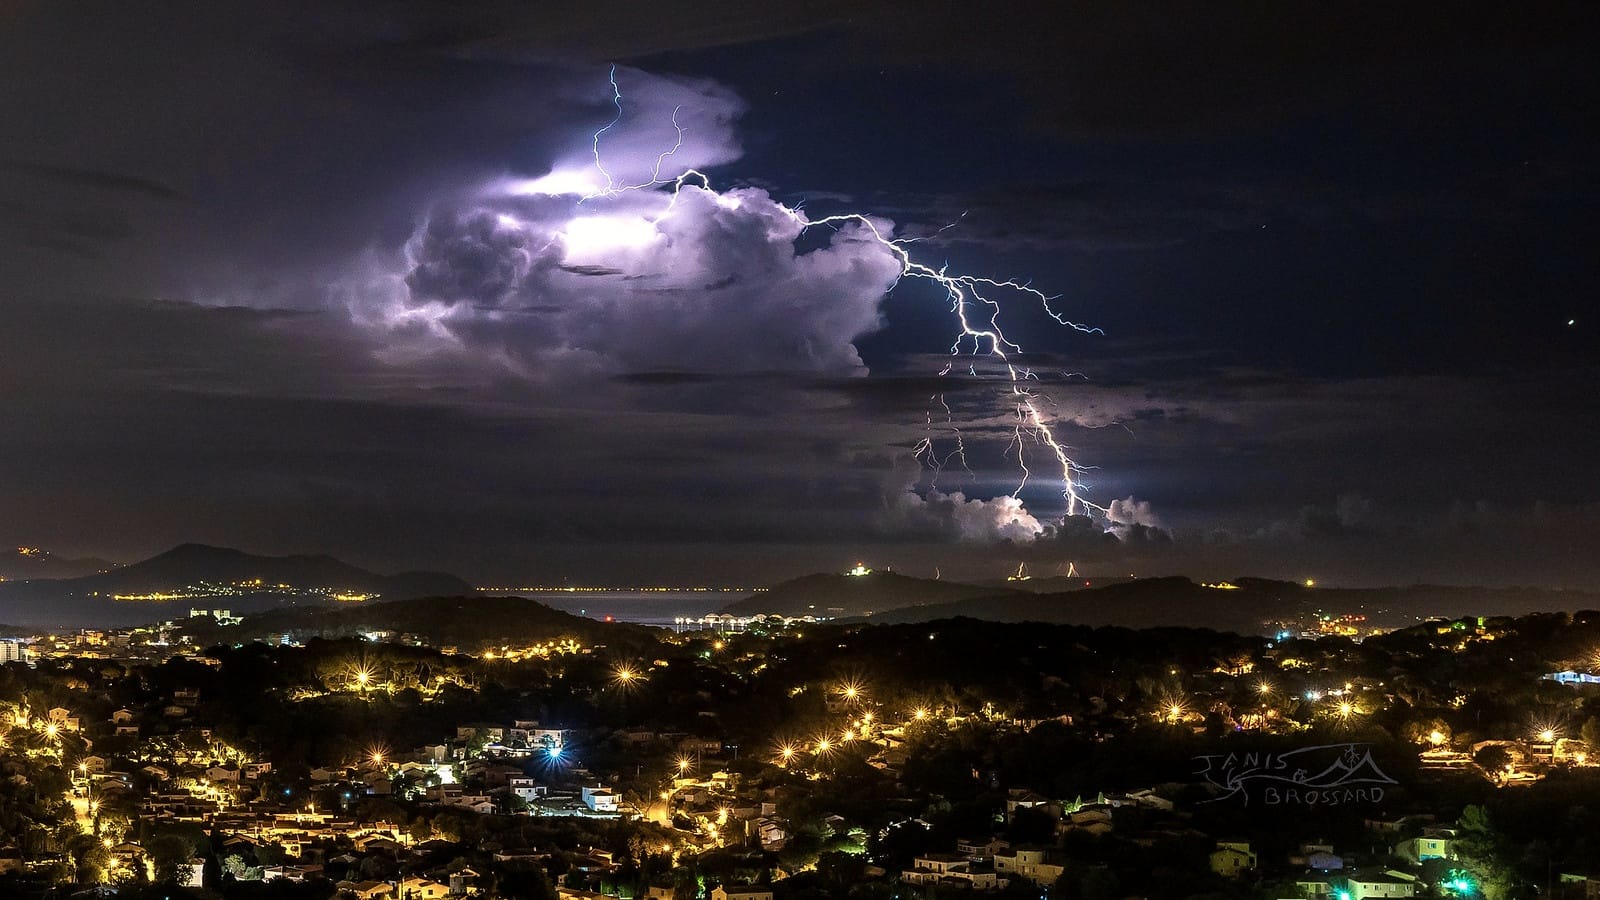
[718,564,1021,619]
[0,543,472,629]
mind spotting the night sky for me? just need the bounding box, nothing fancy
[3,2,1597,587]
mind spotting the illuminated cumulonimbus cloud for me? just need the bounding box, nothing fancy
[344,65,1115,542]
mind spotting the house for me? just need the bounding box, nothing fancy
[340,882,395,900]
[449,868,483,896]
[1066,808,1114,834]
[1308,851,1345,870]
[455,796,496,815]
[48,708,81,731]
[992,847,1064,885]
[1004,789,1056,819]
[1295,875,1336,897]
[582,785,619,813]
[710,884,776,900]
[752,816,786,849]
[353,834,402,853]
[263,864,321,882]
[1556,871,1600,900]
[110,708,136,724]
[1209,840,1257,877]
[569,851,617,875]
[475,762,523,788]
[399,876,452,899]
[955,837,1008,861]
[902,854,1000,891]
[1342,871,1417,898]
[510,777,546,801]
[1395,828,1456,863]
[177,857,206,888]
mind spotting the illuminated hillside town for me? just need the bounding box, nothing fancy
[4,2,1597,899]
[0,551,1597,899]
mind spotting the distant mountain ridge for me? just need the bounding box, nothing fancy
[0,544,473,630]
[178,594,661,652]
[720,569,1019,619]
[846,576,1600,633]
[0,547,114,581]
[73,543,468,596]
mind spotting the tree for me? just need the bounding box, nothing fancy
[1008,806,1057,846]
[144,832,196,885]
[1455,805,1518,900]
[1580,716,1600,749]
[1473,745,1512,776]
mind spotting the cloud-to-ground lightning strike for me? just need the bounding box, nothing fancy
[572,66,1108,522]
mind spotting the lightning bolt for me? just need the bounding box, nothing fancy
[575,67,1108,523]
[590,65,626,192]
[913,394,974,491]
[792,211,1106,517]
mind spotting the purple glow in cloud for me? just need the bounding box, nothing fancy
[340,65,1136,542]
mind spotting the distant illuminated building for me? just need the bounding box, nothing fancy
[0,640,28,663]
[847,562,872,577]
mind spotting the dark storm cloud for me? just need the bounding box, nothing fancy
[352,2,1598,140]
[2,162,184,200]
[1,0,1595,587]
[850,1,1600,137]
[406,209,544,306]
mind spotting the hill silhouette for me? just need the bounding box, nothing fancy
[719,569,1019,619]
[178,594,661,652]
[0,544,473,629]
[0,547,113,581]
[847,576,1600,633]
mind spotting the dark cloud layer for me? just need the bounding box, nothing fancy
[0,1,1596,588]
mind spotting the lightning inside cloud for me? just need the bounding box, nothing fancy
[349,65,1116,540]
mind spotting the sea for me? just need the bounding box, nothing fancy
[503,589,756,629]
